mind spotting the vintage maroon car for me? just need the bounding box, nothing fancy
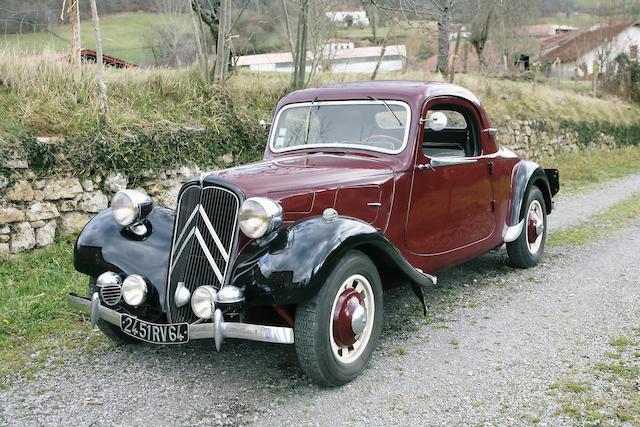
[69,81,559,386]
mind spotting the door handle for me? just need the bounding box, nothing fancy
[430,158,478,168]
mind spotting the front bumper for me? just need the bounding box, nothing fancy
[68,293,294,349]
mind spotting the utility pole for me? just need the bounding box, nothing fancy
[293,0,310,90]
[89,0,108,117]
[68,0,81,70]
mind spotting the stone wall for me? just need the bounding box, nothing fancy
[0,154,207,254]
[0,121,619,254]
[497,117,617,159]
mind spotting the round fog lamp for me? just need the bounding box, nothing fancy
[122,274,148,306]
[191,286,217,319]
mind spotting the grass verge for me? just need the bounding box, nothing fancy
[548,195,640,247]
[551,332,640,425]
[0,235,102,380]
[540,146,640,194]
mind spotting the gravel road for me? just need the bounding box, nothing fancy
[1,177,639,426]
[549,172,640,232]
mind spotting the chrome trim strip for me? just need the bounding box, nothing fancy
[503,220,525,243]
[198,205,229,261]
[194,228,225,284]
[68,294,294,347]
[430,157,479,168]
[169,227,196,272]
[173,205,199,250]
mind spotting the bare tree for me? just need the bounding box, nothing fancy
[363,0,456,74]
[89,0,107,116]
[434,0,455,74]
[468,6,493,73]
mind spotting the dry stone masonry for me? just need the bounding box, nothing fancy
[0,148,210,254]
[0,121,618,254]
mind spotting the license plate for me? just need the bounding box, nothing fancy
[120,314,188,344]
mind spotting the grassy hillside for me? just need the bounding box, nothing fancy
[0,12,190,64]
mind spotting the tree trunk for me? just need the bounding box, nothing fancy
[69,0,81,71]
[371,26,392,80]
[189,1,208,80]
[213,0,230,83]
[448,29,461,83]
[436,4,452,75]
[369,5,377,43]
[89,0,107,117]
[292,0,309,90]
[281,0,296,57]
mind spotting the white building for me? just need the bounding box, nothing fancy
[542,21,640,79]
[236,45,406,74]
[325,5,369,27]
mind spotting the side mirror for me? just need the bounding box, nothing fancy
[259,119,272,129]
[427,112,448,132]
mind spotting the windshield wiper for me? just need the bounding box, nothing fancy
[368,95,403,127]
[304,97,319,146]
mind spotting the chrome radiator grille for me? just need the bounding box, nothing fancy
[167,183,241,323]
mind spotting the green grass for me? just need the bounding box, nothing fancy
[540,146,640,194]
[552,334,640,424]
[548,195,640,247]
[0,235,95,379]
[0,12,190,64]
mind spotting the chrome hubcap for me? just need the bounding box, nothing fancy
[329,274,374,365]
[527,200,544,254]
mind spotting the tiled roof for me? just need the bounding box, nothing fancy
[542,21,638,62]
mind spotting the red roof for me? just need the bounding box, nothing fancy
[542,21,638,62]
[79,49,137,68]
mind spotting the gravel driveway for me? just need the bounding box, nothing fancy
[1,176,639,426]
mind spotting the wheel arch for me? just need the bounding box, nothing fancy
[509,160,555,226]
[232,216,434,306]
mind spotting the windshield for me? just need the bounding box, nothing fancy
[270,100,411,154]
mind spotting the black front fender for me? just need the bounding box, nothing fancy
[231,216,433,306]
[74,207,175,312]
[509,160,558,226]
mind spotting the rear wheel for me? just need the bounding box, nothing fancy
[294,251,383,387]
[507,186,547,268]
[88,279,139,345]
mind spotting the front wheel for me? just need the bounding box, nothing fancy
[507,186,547,268]
[294,250,383,387]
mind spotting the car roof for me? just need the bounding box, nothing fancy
[277,80,482,109]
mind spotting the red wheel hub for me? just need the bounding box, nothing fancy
[527,210,543,243]
[333,288,365,347]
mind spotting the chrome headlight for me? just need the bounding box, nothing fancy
[121,274,148,306]
[238,197,283,239]
[111,189,152,226]
[191,286,217,319]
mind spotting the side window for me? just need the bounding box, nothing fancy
[423,106,479,158]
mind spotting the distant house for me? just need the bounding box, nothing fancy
[541,21,640,79]
[325,4,370,27]
[236,45,406,74]
[522,24,577,39]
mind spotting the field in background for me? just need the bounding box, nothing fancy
[0,12,189,65]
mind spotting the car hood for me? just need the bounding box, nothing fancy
[206,153,395,228]
[208,153,393,196]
